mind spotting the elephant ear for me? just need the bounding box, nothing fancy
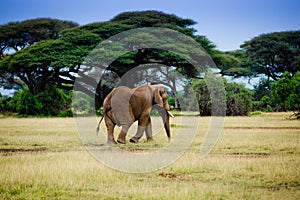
[154,87,164,107]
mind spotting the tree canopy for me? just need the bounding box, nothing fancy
[0,18,80,92]
[0,11,299,117]
[0,29,100,94]
[110,11,197,35]
[0,11,212,97]
[0,18,78,56]
[241,31,300,80]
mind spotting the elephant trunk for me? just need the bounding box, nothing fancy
[164,114,171,140]
[159,109,172,141]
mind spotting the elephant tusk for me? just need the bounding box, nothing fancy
[167,111,174,118]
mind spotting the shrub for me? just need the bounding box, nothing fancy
[225,82,253,116]
[191,78,253,116]
[8,88,42,115]
[8,85,72,116]
[271,72,300,118]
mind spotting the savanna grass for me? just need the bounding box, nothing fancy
[0,113,299,199]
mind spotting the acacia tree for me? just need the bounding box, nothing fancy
[0,30,100,95]
[0,18,78,57]
[241,31,300,80]
[0,21,102,115]
[0,12,203,95]
[110,10,197,36]
[0,11,239,115]
[0,18,79,91]
[239,31,300,113]
[84,11,217,107]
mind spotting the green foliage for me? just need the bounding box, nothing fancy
[0,18,87,94]
[1,11,298,117]
[0,93,11,113]
[61,28,101,47]
[252,78,276,112]
[0,11,212,111]
[72,91,95,116]
[255,95,273,112]
[0,18,78,57]
[0,30,101,95]
[8,88,42,115]
[218,50,254,77]
[271,72,300,117]
[253,78,273,101]
[79,22,132,39]
[241,31,300,80]
[225,82,253,116]
[36,85,72,116]
[194,35,216,55]
[58,109,73,117]
[179,83,198,111]
[191,78,253,116]
[252,73,300,116]
[7,86,72,116]
[168,96,175,108]
[213,51,242,76]
[192,78,211,116]
[110,11,197,36]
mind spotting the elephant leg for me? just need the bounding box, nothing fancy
[117,125,130,144]
[145,118,153,142]
[105,117,117,144]
[130,125,146,143]
[130,117,150,143]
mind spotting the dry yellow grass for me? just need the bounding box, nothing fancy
[0,113,299,199]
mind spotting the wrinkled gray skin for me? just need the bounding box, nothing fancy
[97,85,174,144]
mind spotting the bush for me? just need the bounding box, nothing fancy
[72,91,95,116]
[7,85,72,116]
[252,95,273,112]
[58,109,73,117]
[271,72,300,118]
[0,94,11,113]
[8,88,42,115]
[225,82,253,116]
[192,78,211,116]
[36,85,72,116]
[191,78,253,116]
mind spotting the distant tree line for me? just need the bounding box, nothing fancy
[0,11,299,118]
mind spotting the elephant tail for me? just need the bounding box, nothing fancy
[96,116,104,135]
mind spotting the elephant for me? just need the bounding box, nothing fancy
[96,85,174,144]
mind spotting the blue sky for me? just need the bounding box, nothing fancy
[1,0,299,51]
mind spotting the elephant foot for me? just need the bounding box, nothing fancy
[107,139,117,144]
[147,137,153,142]
[129,137,139,143]
[117,132,127,144]
[117,138,126,144]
